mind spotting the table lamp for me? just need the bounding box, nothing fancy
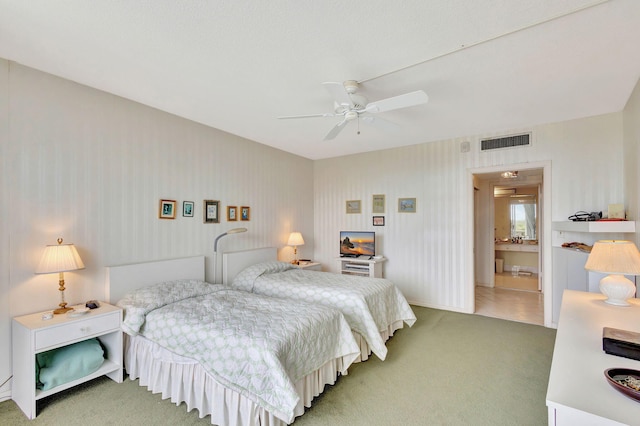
[585,240,640,306]
[35,238,85,314]
[288,232,304,264]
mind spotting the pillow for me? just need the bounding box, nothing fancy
[117,279,219,335]
[231,261,296,292]
[36,338,104,390]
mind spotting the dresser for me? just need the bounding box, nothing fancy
[546,290,640,425]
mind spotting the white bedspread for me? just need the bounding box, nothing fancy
[117,279,359,423]
[230,262,417,361]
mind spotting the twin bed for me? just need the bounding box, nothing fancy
[107,249,415,425]
[223,247,416,361]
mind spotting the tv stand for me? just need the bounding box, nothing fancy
[336,257,386,278]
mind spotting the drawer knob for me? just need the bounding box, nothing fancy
[80,327,90,333]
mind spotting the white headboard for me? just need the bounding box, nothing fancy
[222,247,277,284]
[105,255,205,304]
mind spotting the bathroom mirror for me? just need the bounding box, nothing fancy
[510,197,537,240]
[494,187,538,241]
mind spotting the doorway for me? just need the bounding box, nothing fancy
[471,165,548,326]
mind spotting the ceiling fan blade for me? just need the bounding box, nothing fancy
[361,115,400,133]
[365,90,428,113]
[323,119,349,140]
[322,82,354,108]
[278,113,334,119]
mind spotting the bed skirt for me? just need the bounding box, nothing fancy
[354,319,405,362]
[124,334,350,426]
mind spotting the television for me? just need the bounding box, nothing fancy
[340,231,375,257]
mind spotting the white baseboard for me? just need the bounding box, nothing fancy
[0,389,11,402]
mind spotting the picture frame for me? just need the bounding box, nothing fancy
[346,200,361,214]
[372,194,385,214]
[159,199,176,219]
[373,216,385,226]
[227,206,237,221]
[203,200,220,223]
[398,197,417,213]
[240,206,250,221]
[182,201,194,217]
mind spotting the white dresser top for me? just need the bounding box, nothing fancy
[546,290,640,425]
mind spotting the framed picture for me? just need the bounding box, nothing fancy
[159,199,176,219]
[346,200,361,214]
[183,201,194,217]
[373,216,385,226]
[203,200,220,223]
[398,198,417,213]
[372,194,385,214]
[227,206,237,221]
[240,206,250,221]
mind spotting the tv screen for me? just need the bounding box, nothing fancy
[340,231,375,257]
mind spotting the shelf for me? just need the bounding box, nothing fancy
[552,221,635,233]
[336,257,386,278]
[35,359,120,400]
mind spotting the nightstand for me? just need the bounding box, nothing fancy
[297,262,321,271]
[12,302,123,419]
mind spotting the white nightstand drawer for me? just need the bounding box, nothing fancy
[35,314,120,350]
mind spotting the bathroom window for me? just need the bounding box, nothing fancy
[511,200,536,239]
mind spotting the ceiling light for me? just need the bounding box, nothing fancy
[494,188,516,196]
[501,171,518,179]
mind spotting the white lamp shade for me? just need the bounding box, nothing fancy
[585,240,640,306]
[287,232,304,246]
[585,240,640,275]
[35,243,85,274]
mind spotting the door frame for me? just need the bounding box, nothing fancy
[468,161,552,327]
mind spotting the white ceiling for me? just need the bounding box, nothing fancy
[1,0,639,160]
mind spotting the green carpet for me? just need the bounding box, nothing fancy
[0,306,556,425]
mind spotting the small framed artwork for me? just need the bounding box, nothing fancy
[227,206,237,221]
[240,206,250,221]
[203,200,220,223]
[372,194,385,214]
[346,200,361,214]
[373,216,385,226]
[159,199,176,219]
[183,201,194,217]
[398,198,417,213]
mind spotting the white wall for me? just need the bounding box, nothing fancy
[0,59,10,400]
[314,113,626,320]
[0,61,315,399]
[623,77,640,247]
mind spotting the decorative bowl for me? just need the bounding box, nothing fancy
[605,368,640,402]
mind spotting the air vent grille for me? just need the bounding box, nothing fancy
[481,133,530,151]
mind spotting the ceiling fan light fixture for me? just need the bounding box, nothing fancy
[343,80,359,94]
[279,79,428,140]
[345,111,358,121]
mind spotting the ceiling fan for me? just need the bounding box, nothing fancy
[278,80,428,140]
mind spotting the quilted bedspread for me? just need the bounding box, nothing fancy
[117,279,360,423]
[231,261,417,361]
